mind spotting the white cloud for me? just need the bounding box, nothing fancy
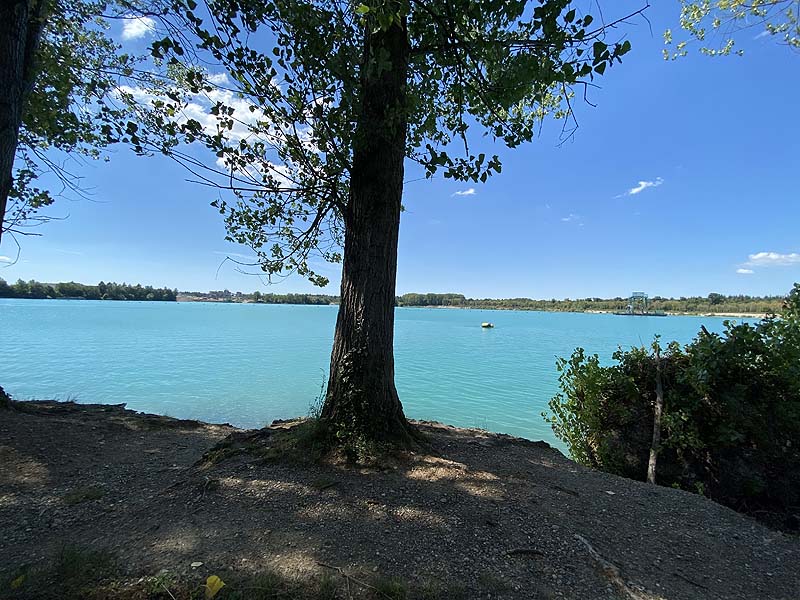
[626,177,664,196]
[744,251,800,268]
[561,213,581,223]
[452,188,476,197]
[118,82,267,145]
[0,255,12,263]
[736,268,754,274]
[117,75,315,190]
[122,15,156,40]
[207,72,231,86]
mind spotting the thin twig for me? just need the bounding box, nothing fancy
[159,581,177,600]
[316,562,392,600]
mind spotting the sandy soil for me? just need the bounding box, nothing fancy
[1,401,798,599]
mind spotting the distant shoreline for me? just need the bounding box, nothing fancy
[2,281,779,318]
[174,296,766,318]
[2,296,769,318]
[584,308,765,319]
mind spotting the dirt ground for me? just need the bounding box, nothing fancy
[1,401,798,599]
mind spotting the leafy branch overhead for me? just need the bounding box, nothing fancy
[4,0,174,239]
[665,0,800,58]
[132,0,642,286]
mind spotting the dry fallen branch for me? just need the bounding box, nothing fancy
[317,561,393,600]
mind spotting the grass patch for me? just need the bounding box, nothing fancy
[139,569,180,597]
[2,560,472,600]
[372,576,408,600]
[370,576,468,600]
[477,571,511,593]
[63,485,105,506]
[52,545,116,584]
[1,544,117,599]
[416,579,468,600]
[142,570,340,600]
[224,571,338,600]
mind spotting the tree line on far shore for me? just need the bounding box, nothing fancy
[2,279,785,314]
[183,290,782,315]
[0,279,177,301]
[395,293,784,315]
[184,290,338,305]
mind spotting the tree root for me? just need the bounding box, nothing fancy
[574,534,664,600]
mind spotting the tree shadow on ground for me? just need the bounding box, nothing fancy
[1,405,799,599]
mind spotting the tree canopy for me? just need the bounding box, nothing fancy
[665,0,800,58]
[132,0,641,285]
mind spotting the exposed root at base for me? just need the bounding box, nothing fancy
[198,417,429,469]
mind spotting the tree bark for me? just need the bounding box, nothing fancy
[321,19,416,447]
[0,0,45,243]
[647,346,664,485]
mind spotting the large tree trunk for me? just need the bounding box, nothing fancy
[0,0,45,243]
[321,19,416,447]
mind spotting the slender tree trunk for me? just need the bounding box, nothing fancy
[0,0,45,243]
[647,346,664,484]
[321,19,416,447]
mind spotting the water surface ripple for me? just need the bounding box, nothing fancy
[0,299,745,448]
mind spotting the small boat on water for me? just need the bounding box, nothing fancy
[481,322,494,328]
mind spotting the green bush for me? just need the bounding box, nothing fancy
[0,386,10,410]
[545,284,800,524]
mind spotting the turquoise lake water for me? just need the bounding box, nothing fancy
[0,299,748,448]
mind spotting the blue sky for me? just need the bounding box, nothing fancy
[1,3,798,298]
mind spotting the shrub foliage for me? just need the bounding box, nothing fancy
[546,284,800,520]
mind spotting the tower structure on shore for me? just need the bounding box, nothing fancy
[628,291,648,314]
